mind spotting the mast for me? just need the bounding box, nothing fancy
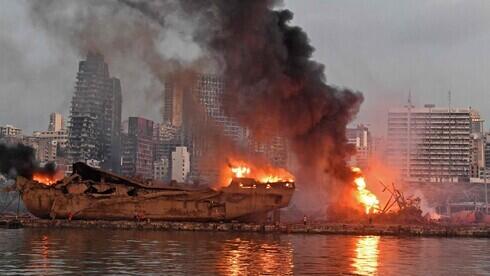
[448,90,452,182]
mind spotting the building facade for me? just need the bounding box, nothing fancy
[121,117,154,179]
[387,105,482,183]
[68,52,122,172]
[153,159,169,181]
[0,125,22,138]
[171,146,190,183]
[48,113,65,132]
[346,124,372,169]
[33,130,68,149]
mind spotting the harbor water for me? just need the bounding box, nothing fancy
[0,228,489,275]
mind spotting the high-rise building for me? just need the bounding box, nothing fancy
[347,124,372,169]
[163,81,184,127]
[485,133,490,167]
[193,75,245,144]
[372,136,387,160]
[121,117,154,179]
[387,104,482,183]
[163,74,247,184]
[68,52,122,172]
[250,135,289,168]
[171,146,190,183]
[152,123,180,181]
[48,113,64,132]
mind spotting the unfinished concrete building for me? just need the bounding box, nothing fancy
[68,52,122,172]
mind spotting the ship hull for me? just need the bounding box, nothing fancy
[16,163,294,222]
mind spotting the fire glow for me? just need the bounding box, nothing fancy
[33,171,64,186]
[228,161,294,184]
[352,167,380,214]
[231,166,251,178]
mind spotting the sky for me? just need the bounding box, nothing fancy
[1,0,490,135]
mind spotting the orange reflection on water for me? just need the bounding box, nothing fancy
[41,235,49,258]
[352,236,380,276]
[220,238,294,275]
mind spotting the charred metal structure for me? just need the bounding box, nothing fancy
[16,163,294,222]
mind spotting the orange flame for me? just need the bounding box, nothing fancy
[231,166,251,178]
[32,171,64,186]
[225,159,294,186]
[352,167,379,214]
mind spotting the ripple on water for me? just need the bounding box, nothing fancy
[0,228,489,275]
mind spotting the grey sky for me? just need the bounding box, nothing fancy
[1,0,490,135]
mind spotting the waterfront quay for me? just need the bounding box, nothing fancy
[2,217,490,238]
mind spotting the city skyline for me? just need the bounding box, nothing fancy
[1,1,490,136]
[1,2,490,275]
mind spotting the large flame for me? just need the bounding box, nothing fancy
[231,166,251,178]
[226,160,294,185]
[352,167,379,214]
[32,171,64,186]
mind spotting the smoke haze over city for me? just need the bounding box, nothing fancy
[3,2,490,275]
[1,1,490,136]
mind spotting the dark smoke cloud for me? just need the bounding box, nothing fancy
[28,0,363,204]
[0,143,56,179]
[205,2,363,181]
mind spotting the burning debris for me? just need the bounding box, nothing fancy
[352,167,380,215]
[32,170,65,186]
[226,160,294,186]
[324,168,441,224]
[0,143,60,181]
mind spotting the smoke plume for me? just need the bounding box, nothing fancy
[0,143,56,179]
[28,0,363,203]
[206,1,364,181]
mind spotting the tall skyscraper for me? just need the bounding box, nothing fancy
[122,117,154,179]
[48,113,64,132]
[387,104,483,183]
[193,75,245,144]
[163,74,246,183]
[68,52,122,172]
[163,81,184,127]
[163,73,289,183]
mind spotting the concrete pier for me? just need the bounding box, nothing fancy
[2,217,490,238]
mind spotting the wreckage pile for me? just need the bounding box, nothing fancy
[327,180,432,224]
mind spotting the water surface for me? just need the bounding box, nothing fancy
[0,228,489,275]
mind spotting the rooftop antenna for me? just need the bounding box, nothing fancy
[448,90,452,182]
[408,89,413,107]
[448,90,452,112]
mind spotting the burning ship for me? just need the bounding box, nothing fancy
[15,162,295,222]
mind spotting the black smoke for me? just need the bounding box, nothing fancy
[0,143,56,179]
[118,0,363,182]
[28,1,364,205]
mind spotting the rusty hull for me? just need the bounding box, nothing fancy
[16,163,295,222]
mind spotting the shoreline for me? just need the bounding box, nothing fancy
[1,217,490,238]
